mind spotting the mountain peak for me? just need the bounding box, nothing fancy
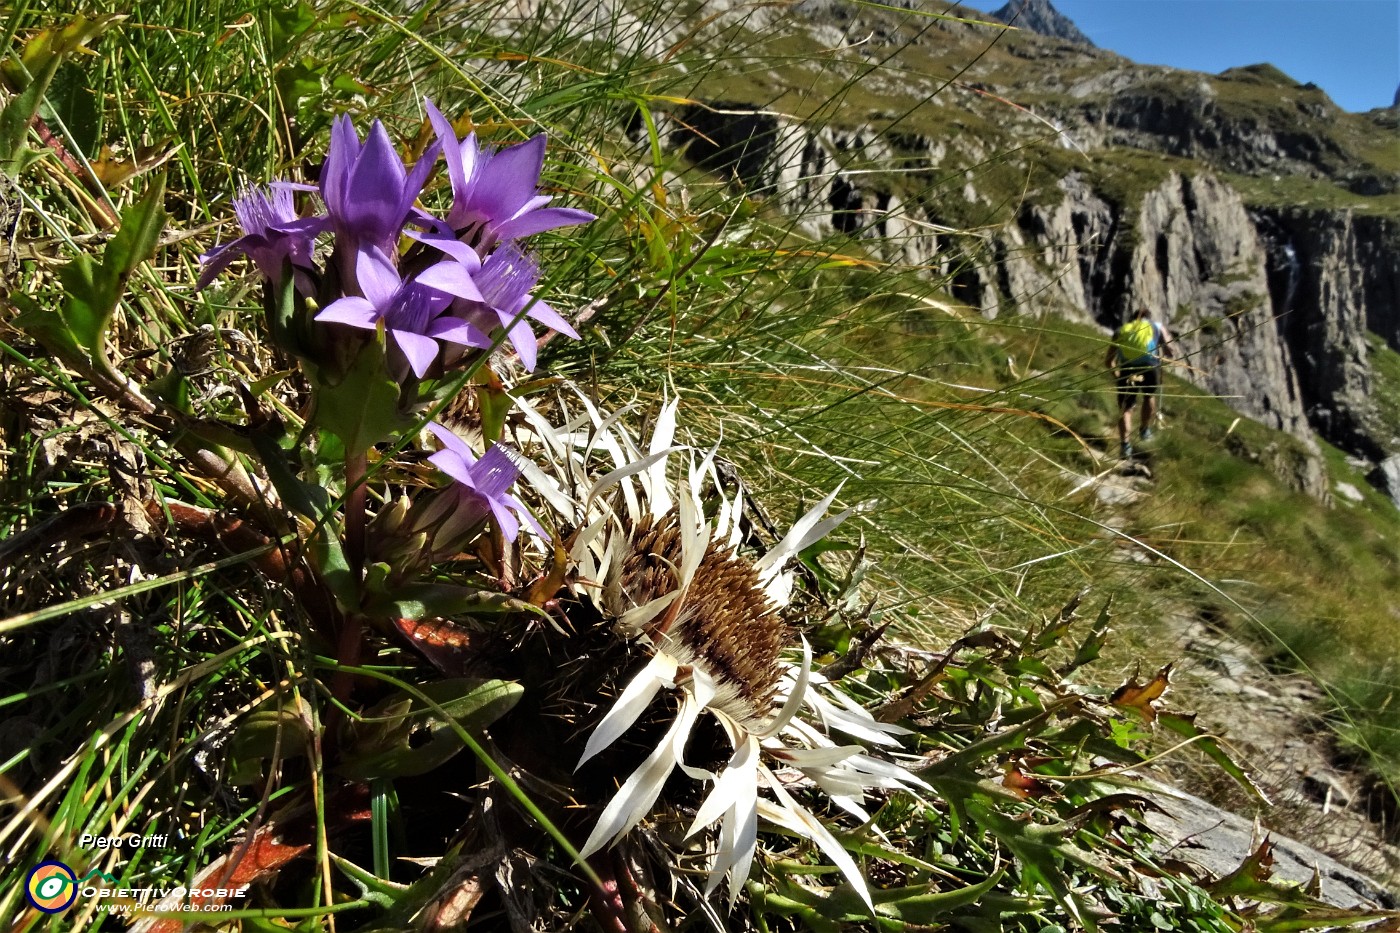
[990,0,1095,47]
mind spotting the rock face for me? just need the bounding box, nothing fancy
[989,0,1095,47]
[655,0,1400,496]
[666,111,1338,495]
[1255,209,1400,458]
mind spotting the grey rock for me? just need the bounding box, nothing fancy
[1367,455,1400,508]
[988,0,1095,47]
[1143,783,1399,910]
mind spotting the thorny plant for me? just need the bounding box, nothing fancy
[1,9,1397,933]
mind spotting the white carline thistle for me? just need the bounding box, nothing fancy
[517,390,928,908]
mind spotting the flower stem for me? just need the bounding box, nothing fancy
[331,452,369,706]
[345,452,368,582]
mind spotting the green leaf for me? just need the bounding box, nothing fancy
[227,700,314,786]
[251,428,329,519]
[263,267,301,357]
[24,175,168,367]
[309,523,356,608]
[339,678,523,780]
[0,48,62,172]
[55,252,111,353]
[101,172,168,286]
[267,0,319,58]
[314,336,407,457]
[12,293,82,360]
[363,583,538,622]
[1159,711,1271,804]
[275,59,325,115]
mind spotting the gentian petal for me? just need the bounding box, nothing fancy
[427,450,476,485]
[427,317,492,349]
[486,497,521,542]
[524,298,579,339]
[273,216,332,237]
[493,206,597,241]
[321,115,359,215]
[196,240,243,290]
[416,260,484,302]
[347,121,409,241]
[476,134,547,218]
[391,328,440,378]
[408,229,482,267]
[400,139,442,221]
[314,296,379,328]
[356,247,401,310]
[427,422,477,462]
[505,493,548,540]
[426,100,468,199]
[504,316,538,371]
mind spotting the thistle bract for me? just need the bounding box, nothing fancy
[517,393,926,908]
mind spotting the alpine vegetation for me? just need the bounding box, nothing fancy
[527,394,928,906]
[81,100,932,924]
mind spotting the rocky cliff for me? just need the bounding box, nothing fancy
[659,0,1400,498]
[989,0,1094,47]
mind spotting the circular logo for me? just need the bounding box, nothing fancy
[25,861,78,913]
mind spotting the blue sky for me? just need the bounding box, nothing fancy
[957,0,1399,112]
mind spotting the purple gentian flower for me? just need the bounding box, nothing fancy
[198,183,325,290]
[320,114,441,261]
[426,101,594,253]
[421,423,542,543]
[314,247,489,378]
[469,245,579,372]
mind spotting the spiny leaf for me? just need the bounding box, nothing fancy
[1063,598,1113,675]
[1158,711,1271,805]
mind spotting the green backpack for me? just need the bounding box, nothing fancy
[1116,319,1160,366]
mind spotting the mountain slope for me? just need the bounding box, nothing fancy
[990,0,1094,46]
[660,0,1400,495]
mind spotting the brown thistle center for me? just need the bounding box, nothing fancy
[619,517,786,716]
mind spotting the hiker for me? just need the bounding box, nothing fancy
[1105,306,1176,460]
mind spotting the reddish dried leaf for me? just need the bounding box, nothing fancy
[1001,761,1054,800]
[1110,663,1173,723]
[132,825,308,933]
[395,616,476,675]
